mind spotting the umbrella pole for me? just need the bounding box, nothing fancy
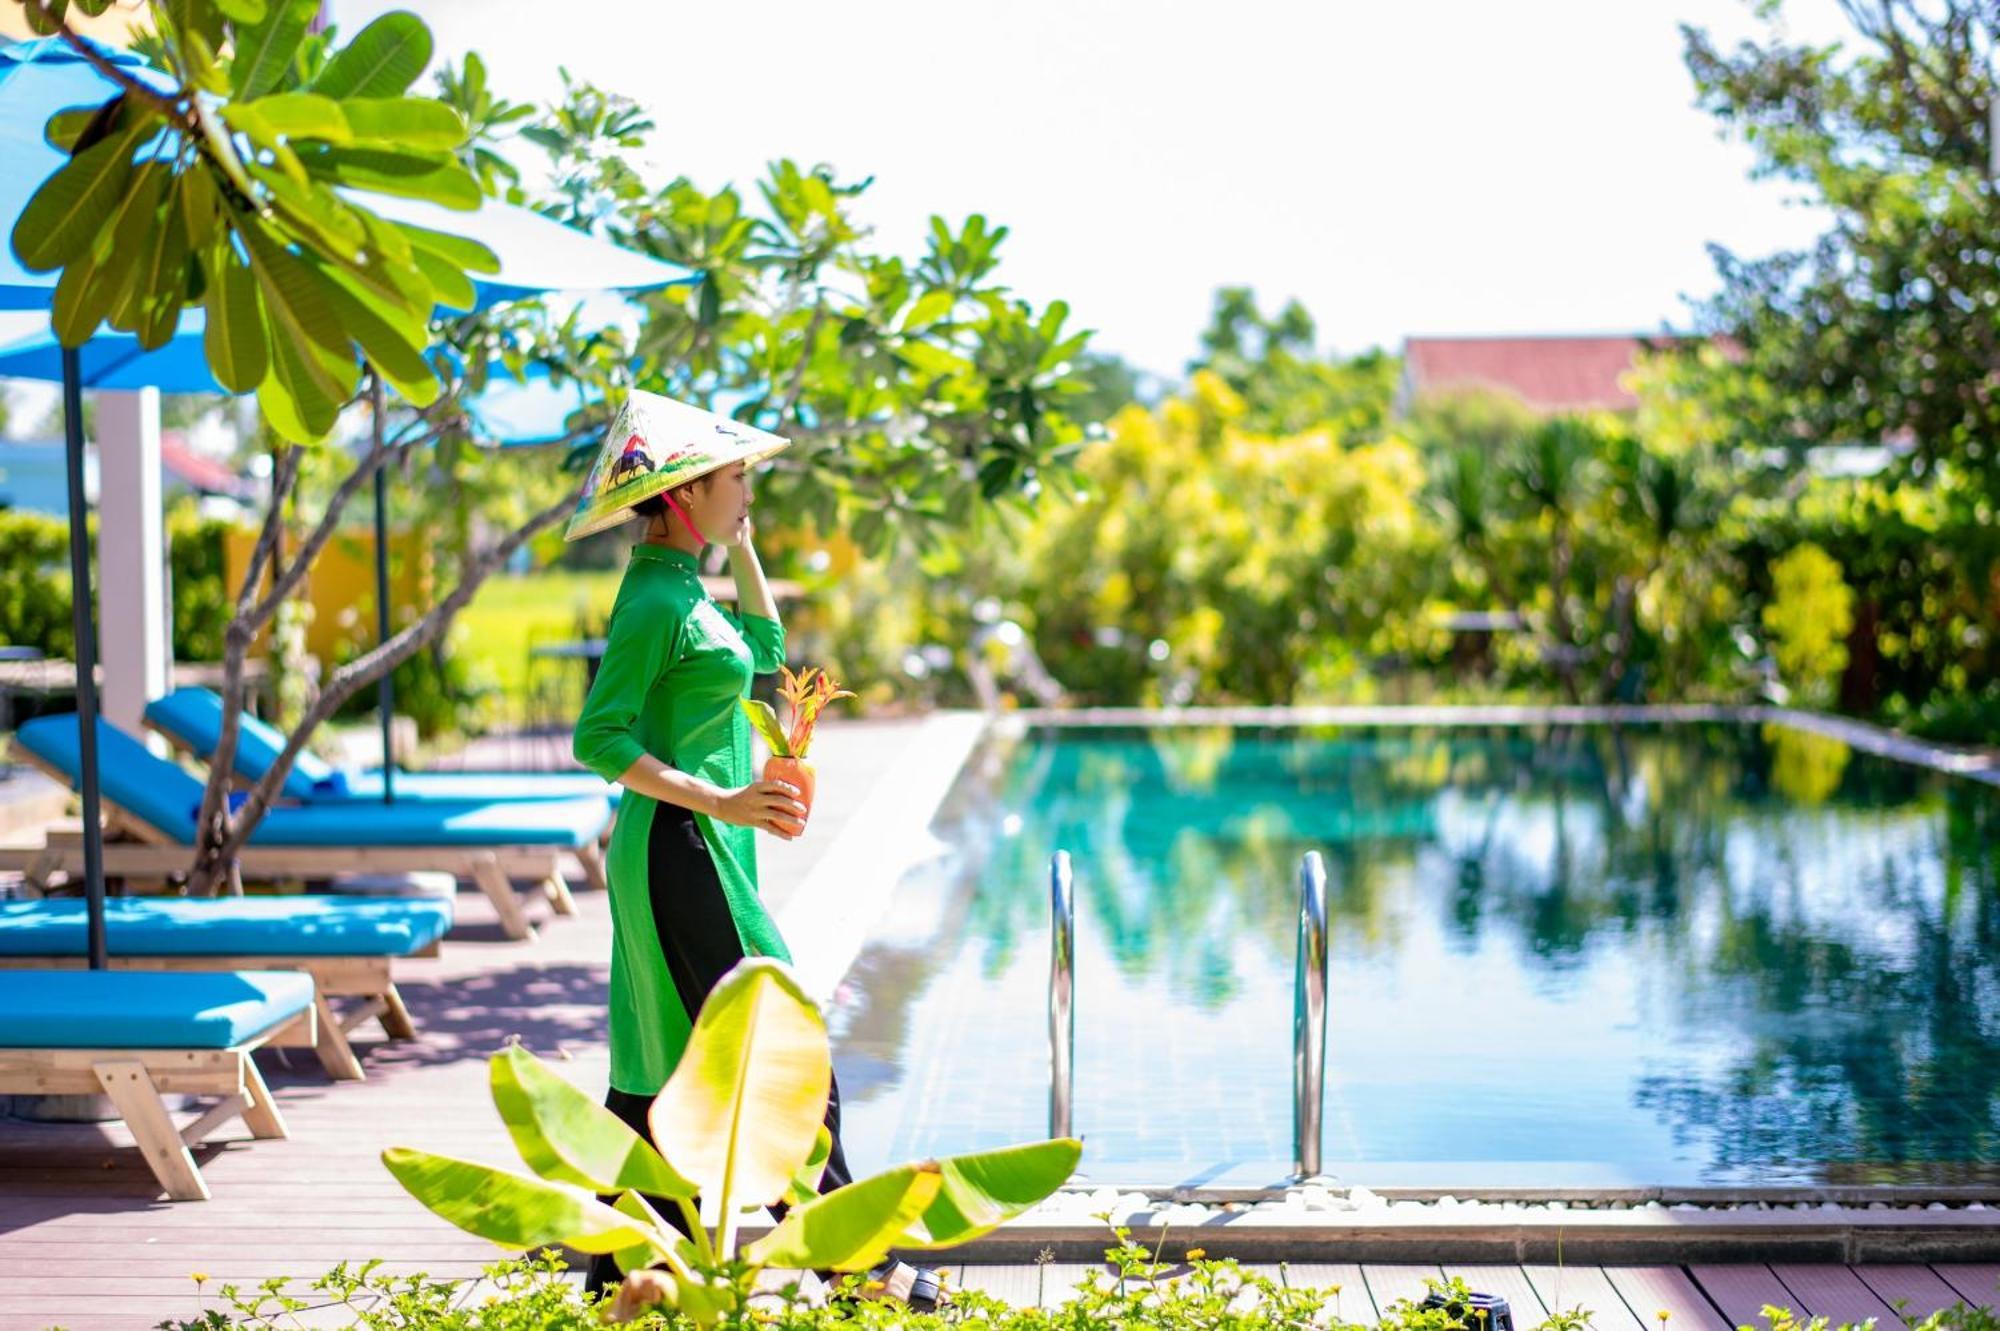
[61,346,108,970]
[371,373,396,804]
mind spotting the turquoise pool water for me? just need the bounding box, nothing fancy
[826,723,2000,1187]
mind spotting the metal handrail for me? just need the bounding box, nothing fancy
[1048,850,1075,1139]
[1293,850,1328,1177]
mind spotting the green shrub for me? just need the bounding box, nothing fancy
[149,1245,2000,1331]
[0,504,236,663]
[0,508,78,658]
[166,502,234,663]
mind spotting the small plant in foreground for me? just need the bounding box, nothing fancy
[379,958,1079,1326]
[144,1238,2000,1331]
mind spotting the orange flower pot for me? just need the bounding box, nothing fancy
[764,754,815,834]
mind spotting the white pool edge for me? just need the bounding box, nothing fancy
[1002,703,2000,784]
[778,710,993,1005]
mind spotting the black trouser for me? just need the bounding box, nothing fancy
[584,800,855,1296]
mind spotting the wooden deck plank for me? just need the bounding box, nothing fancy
[1366,1264,1446,1319]
[1252,1263,1370,1321]
[952,1263,1099,1308]
[1934,1266,2000,1308]
[1771,1264,1901,1325]
[1525,1264,1647,1331]
[1452,1264,1550,1326]
[1608,1266,1732,1331]
[1690,1265,1796,1328]
[1853,1265,1969,1319]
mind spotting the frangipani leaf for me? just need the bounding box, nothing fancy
[409,247,476,313]
[341,97,466,150]
[133,195,191,350]
[260,315,349,441]
[230,0,317,100]
[225,92,350,146]
[11,115,147,272]
[897,1137,1082,1248]
[309,258,440,405]
[391,219,501,274]
[240,218,350,358]
[102,162,171,332]
[381,1147,651,1255]
[743,1163,940,1272]
[42,103,108,154]
[650,958,827,1210]
[204,247,269,392]
[50,254,110,347]
[490,1046,696,1199]
[313,10,432,99]
[302,145,481,209]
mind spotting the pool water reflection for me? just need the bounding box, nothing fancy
[825,724,2000,1186]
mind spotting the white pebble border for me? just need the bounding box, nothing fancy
[1015,1187,2000,1226]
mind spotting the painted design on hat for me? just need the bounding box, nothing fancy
[608,435,656,488]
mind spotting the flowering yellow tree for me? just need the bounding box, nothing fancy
[1016,371,1439,705]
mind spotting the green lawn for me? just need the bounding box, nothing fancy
[452,568,621,724]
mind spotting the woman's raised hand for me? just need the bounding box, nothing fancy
[713,779,808,838]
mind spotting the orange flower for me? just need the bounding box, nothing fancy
[777,666,855,759]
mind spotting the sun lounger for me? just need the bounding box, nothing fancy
[0,968,313,1200]
[9,714,610,940]
[145,687,618,809]
[0,895,452,1082]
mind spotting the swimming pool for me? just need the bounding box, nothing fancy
[826,722,2000,1188]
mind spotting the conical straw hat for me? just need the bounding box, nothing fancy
[562,390,790,542]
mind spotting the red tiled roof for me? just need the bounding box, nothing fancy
[1402,334,1687,413]
[161,432,247,496]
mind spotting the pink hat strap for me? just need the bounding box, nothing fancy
[661,488,707,546]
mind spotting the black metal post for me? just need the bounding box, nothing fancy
[61,346,107,970]
[370,374,396,803]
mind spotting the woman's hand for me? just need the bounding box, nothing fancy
[711,778,807,838]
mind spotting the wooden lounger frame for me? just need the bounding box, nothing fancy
[0,1002,312,1201]
[0,948,426,1083]
[5,744,608,940]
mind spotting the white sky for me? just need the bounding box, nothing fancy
[326,5,1865,378]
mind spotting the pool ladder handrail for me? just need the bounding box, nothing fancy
[1046,847,1329,1173]
[1048,850,1075,1140]
[1293,849,1329,1178]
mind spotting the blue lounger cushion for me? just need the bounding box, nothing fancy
[0,969,315,1049]
[144,688,617,807]
[0,896,453,958]
[15,715,611,849]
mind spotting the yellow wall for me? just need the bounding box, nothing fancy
[223,527,435,668]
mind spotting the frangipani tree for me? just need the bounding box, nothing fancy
[386,959,1082,1324]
